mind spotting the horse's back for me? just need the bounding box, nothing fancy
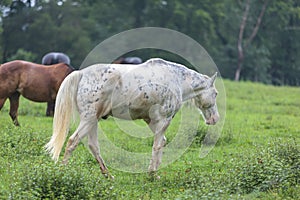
[0,60,28,86]
[80,59,183,92]
[1,60,29,72]
[2,60,72,76]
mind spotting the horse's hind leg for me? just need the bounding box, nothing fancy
[62,119,92,164]
[9,93,20,126]
[87,122,112,178]
[62,118,101,164]
[46,101,55,116]
[0,98,7,111]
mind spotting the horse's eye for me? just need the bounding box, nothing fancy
[202,104,211,109]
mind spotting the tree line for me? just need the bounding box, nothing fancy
[1,0,300,86]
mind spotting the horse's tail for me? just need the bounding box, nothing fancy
[45,70,83,162]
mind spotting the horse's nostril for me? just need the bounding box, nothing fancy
[206,117,218,125]
[206,120,212,125]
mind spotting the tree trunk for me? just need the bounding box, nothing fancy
[235,0,268,81]
[235,0,250,81]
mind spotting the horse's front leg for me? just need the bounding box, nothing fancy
[148,118,171,173]
[9,92,20,126]
[46,101,55,116]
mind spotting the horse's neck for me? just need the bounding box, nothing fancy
[181,70,208,101]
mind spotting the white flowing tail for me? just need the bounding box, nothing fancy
[45,71,83,162]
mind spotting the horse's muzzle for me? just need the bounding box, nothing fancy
[205,115,219,125]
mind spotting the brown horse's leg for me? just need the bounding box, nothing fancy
[9,92,21,126]
[46,102,55,116]
[0,98,7,111]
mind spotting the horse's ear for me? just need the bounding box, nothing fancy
[210,72,217,86]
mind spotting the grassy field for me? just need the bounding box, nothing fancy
[0,80,299,199]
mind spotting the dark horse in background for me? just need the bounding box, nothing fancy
[113,57,142,64]
[42,52,73,116]
[0,60,74,126]
[42,52,71,66]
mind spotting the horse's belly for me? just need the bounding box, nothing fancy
[111,106,149,120]
[23,95,49,102]
[20,89,52,102]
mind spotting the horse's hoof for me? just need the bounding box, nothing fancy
[109,174,115,180]
[61,160,68,165]
[104,173,114,180]
[148,171,160,180]
[102,171,114,180]
[13,120,20,126]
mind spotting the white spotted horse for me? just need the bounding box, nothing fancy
[45,58,219,178]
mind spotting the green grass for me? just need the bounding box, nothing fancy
[0,80,299,199]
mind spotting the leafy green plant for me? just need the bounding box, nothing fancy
[10,162,115,199]
[230,139,300,194]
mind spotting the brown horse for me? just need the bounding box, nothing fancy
[0,60,74,126]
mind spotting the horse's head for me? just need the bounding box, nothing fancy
[193,73,219,125]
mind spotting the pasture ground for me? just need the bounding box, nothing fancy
[0,80,299,199]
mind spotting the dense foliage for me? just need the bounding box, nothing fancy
[0,80,299,199]
[1,0,300,85]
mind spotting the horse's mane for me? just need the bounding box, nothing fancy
[146,58,188,71]
[65,63,76,70]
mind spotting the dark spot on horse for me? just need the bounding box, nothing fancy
[144,92,149,99]
[147,80,153,86]
[139,86,143,91]
[124,86,129,92]
[103,78,108,82]
[96,86,102,90]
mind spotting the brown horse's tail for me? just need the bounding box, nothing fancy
[45,71,83,162]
